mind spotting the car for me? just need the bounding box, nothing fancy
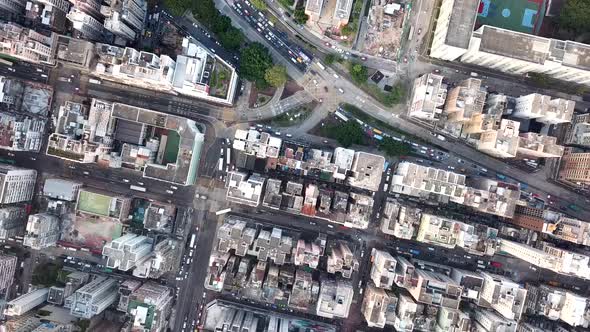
[418,28,422,34]
[166,190,174,194]
[286,133,293,138]
[447,166,455,170]
[41,74,48,78]
[36,68,43,73]
[83,171,90,175]
[123,179,130,183]
[274,131,281,136]
[202,292,207,299]
[171,185,178,190]
[324,42,331,47]
[327,224,334,229]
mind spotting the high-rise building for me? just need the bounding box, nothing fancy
[370,249,396,289]
[559,148,590,186]
[67,276,118,318]
[436,307,471,332]
[24,0,71,32]
[316,279,353,319]
[101,0,146,41]
[66,7,104,41]
[23,213,61,250]
[0,254,17,292]
[479,272,527,321]
[126,282,173,332]
[102,233,153,271]
[565,113,590,148]
[4,288,49,316]
[0,206,27,240]
[525,284,589,328]
[0,0,26,14]
[408,73,448,121]
[0,165,37,204]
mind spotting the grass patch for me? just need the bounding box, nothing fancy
[163,130,180,164]
[340,103,428,144]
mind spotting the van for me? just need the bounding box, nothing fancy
[338,88,344,94]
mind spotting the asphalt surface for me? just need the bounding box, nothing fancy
[0,61,50,84]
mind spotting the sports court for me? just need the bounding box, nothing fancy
[476,0,546,35]
[77,190,112,217]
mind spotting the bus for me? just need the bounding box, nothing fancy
[188,233,197,248]
[216,208,232,216]
[373,128,383,135]
[316,62,325,70]
[407,26,414,41]
[226,147,231,165]
[130,185,146,192]
[335,111,349,122]
[0,58,13,66]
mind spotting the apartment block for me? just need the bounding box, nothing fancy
[436,307,471,332]
[101,0,147,42]
[525,284,589,328]
[0,254,17,292]
[361,285,389,328]
[47,271,89,305]
[133,238,180,279]
[370,249,396,289]
[559,148,590,186]
[66,8,104,41]
[479,272,527,321]
[347,151,385,192]
[67,276,118,318]
[513,205,590,246]
[292,239,321,269]
[225,172,266,207]
[390,293,418,332]
[472,309,517,332]
[565,113,590,147]
[430,0,479,61]
[4,288,49,316]
[517,132,564,158]
[23,213,61,250]
[408,73,448,120]
[102,233,153,271]
[0,206,27,240]
[316,279,353,319]
[393,256,415,289]
[450,268,484,302]
[233,129,282,158]
[0,165,36,204]
[0,22,57,65]
[326,242,358,278]
[476,119,520,158]
[442,78,487,137]
[380,199,421,239]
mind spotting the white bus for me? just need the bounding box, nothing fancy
[335,110,349,122]
[226,148,231,165]
[130,185,146,192]
[218,158,224,171]
[216,208,231,216]
[188,234,197,248]
[316,62,325,70]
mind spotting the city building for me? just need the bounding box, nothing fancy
[0,22,57,65]
[117,280,142,312]
[93,44,176,91]
[517,132,564,158]
[347,151,384,192]
[23,213,61,250]
[565,113,590,147]
[0,164,36,204]
[476,119,520,158]
[479,272,527,321]
[407,269,463,309]
[525,284,589,328]
[225,172,266,207]
[132,238,179,279]
[0,254,17,292]
[513,94,574,125]
[24,0,70,32]
[0,0,26,14]
[408,73,448,121]
[315,279,353,319]
[442,78,487,137]
[391,162,519,218]
[450,268,484,302]
[43,178,82,201]
[233,129,282,159]
[436,307,471,332]
[558,148,590,187]
[0,206,27,240]
[47,272,89,306]
[55,35,95,68]
[361,285,389,328]
[172,38,239,105]
[4,288,49,316]
[67,276,118,318]
[66,7,104,41]
[332,0,353,28]
[101,0,147,42]
[472,309,517,332]
[304,0,323,26]
[380,199,421,239]
[142,202,175,232]
[126,282,173,332]
[512,205,590,246]
[76,188,131,221]
[102,233,153,271]
[370,249,396,289]
[326,242,358,278]
[389,293,418,332]
[292,239,322,269]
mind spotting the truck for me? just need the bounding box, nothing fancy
[316,62,325,70]
[89,78,101,84]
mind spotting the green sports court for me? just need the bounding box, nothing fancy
[476,0,547,35]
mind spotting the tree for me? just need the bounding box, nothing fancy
[383,84,405,106]
[264,65,288,87]
[192,0,219,27]
[330,121,364,147]
[240,43,274,87]
[251,0,267,10]
[324,53,337,65]
[341,23,356,36]
[378,137,411,157]
[293,8,309,24]
[349,62,368,84]
[164,0,190,16]
[219,28,244,50]
[528,72,550,88]
[75,319,91,332]
[211,15,232,34]
[558,0,590,33]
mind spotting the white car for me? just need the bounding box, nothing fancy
[166,190,174,194]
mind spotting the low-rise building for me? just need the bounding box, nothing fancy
[76,188,131,221]
[292,239,321,269]
[436,307,471,332]
[450,268,484,302]
[233,129,282,159]
[23,213,60,250]
[126,282,173,332]
[43,178,82,201]
[316,279,353,319]
[380,199,421,239]
[0,22,57,65]
[472,309,517,332]
[55,35,94,68]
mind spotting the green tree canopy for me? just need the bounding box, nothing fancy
[324,53,336,65]
[378,137,411,157]
[240,43,274,87]
[349,62,368,84]
[559,0,590,33]
[264,65,288,87]
[330,121,364,147]
[293,8,309,24]
[219,28,244,50]
[383,84,405,106]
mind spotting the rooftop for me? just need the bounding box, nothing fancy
[445,0,479,49]
[478,25,551,64]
